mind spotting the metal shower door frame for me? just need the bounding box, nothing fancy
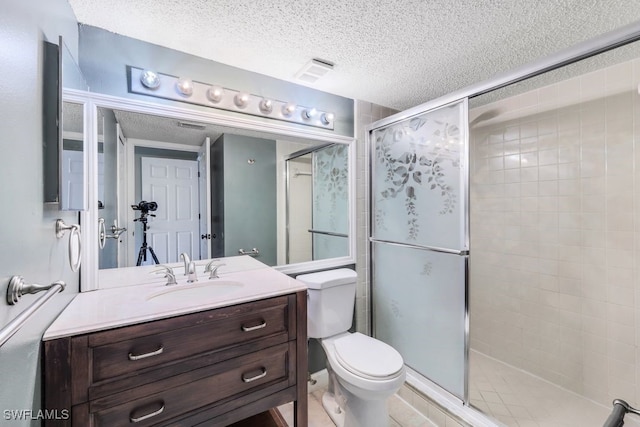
[367,97,470,403]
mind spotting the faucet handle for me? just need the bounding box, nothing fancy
[152,265,177,286]
[204,261,226,279]
[152,264,174,275]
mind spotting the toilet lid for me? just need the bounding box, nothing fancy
[333,333,404,379]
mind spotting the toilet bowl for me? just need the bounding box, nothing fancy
[320,332,406,427]
[296,269,406,427]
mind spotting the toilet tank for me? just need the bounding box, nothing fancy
[296,269,357,339]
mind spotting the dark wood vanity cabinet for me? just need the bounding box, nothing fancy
[43,291,307,427]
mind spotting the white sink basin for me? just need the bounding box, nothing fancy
[146,280,244,304]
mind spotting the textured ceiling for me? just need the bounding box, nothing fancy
[67,0,640,110]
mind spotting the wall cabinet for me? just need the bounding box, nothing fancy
[43,291,307,426]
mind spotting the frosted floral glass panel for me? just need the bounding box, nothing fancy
[312,144,349,259]
[313,234,349,260]
[372,101,467,250]
[373,241,466,399]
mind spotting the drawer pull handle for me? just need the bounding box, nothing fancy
[242,367,267,383]
[130,403,165,423]
[241,320,267,332]
[128,346,164,361]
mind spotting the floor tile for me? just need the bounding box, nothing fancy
[468,350,640,427]
[278,369,433,427]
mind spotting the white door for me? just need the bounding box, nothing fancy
[198,137,211,259]
[61,149,84,210]
[140,157,200,265]
[98,152,105,207]
[115,124,128,267]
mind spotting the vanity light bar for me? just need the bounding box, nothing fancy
[129,67,335,130]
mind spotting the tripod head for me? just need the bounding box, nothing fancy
[132,200,157,224]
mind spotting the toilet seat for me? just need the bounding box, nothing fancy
[333,333,404,380]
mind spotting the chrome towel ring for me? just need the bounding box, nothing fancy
[55,219,82,272]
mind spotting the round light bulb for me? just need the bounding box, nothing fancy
[302,108,317,120]
[259,98,273,114]
[234,92,250,108]
[207,86,223,103]
[176,77,193,96]
[140,70,160,89]
[320,112,335,125]
[282,103,296,117]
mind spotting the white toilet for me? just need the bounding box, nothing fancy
[297,269,405,427]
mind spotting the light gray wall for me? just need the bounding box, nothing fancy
[221,134,277,266]
[0,0,81,425]
[78,25,355,137]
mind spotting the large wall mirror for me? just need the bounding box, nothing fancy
[82,95,354,288]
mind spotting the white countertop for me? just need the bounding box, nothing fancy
[97,255,268,290]
[43,256,307,341]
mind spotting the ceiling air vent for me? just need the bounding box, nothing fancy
[295,58,334,84]
[177,121,206,130]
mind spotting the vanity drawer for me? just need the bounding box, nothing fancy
[88,342,292,426]
[90,296,291,383]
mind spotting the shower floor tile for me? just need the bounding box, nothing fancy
[469,350,640,427]
[278,370,434,426]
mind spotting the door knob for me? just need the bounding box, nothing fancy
[201,233,212,240]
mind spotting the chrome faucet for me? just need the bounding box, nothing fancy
[179,252,191,276]
[204,260,226,279]
[153,265,177,286]
[186,261,198,283]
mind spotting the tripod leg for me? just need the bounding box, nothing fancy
[148,246,160,265]
[136,245,146,266]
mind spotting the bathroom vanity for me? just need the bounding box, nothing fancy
[42,257,307,426]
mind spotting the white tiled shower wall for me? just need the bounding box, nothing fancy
[470,57,640,407]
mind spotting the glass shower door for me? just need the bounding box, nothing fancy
[311,144,349,260]
[370,99,468,400]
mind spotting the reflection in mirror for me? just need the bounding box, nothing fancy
[61,40,88,91]
[48,39,88,210]
[96,107,350,270]
[285,144,349,264]
[60,102,84,210]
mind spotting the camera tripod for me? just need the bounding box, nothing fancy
[135,213,160,266]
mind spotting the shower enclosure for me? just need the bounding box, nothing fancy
[285,143,349,264]
[368,29,640,427]
[370,100,469,400]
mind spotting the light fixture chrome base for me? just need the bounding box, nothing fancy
[7,276,66,305]
[129,67,335,130]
